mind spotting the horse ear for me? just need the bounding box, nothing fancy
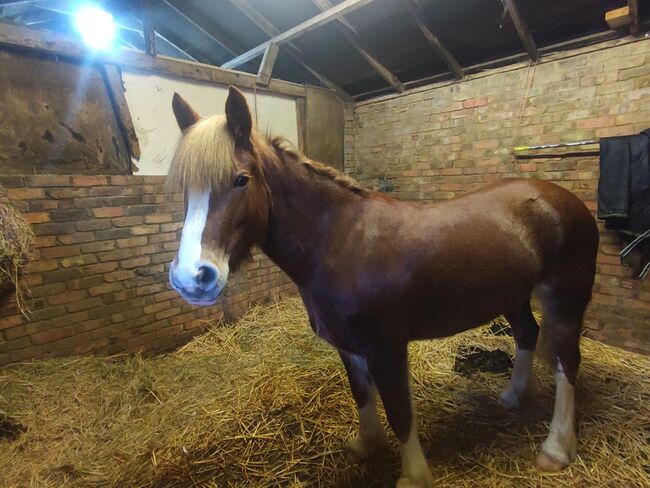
[225,86,252,145]
[172,92,200,132]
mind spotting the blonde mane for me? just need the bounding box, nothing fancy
[167,116,367,196]
[167,115,236,192]
[269,137,367,195]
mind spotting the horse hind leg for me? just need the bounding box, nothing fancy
[535,285,589,471]
[499,300,539,410]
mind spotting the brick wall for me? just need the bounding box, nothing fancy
[345,38,650,354]
[0,175,295,366]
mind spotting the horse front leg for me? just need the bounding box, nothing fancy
[366,345,434,488]
[339,351,387,462]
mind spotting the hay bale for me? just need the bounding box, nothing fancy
[1,298,649,488]
[0,185,34,310]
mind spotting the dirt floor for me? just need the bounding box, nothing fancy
[1,297,649,487]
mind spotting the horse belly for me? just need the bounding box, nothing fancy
[406,248,540,339]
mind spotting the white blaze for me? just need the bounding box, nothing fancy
[177,188,210,276]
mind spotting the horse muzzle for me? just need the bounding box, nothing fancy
[169,260,224,306]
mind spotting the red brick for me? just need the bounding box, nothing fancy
[112,216,144,227]
[41,246,80,259]
[116,236,148,248]
[31,327,75,344]
[93,207,125,218]
[48,290,89,306]
[576,116,615,129]
[7,188,45,200]
[72,176,109,186]
[462,97,488,108]
[24,212,49,224]
[27,259,59,272]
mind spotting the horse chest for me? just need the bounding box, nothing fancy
[300,292,357,353]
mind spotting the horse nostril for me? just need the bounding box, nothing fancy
[196,263,218,289]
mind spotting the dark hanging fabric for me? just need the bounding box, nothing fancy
[597,131,650,278]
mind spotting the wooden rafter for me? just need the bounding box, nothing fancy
[399,0,463,80]
[310,0,403,92]
[256,42,279,87]
[140,0,156,56]
[162,0,245,60]
[221,0,375,70]
[628,0,639,35]
[34,0,198,61]
[503,0,538,61]
[225,0,351,101]
[0,20,308,98]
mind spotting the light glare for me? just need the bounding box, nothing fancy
[74,5,115,50]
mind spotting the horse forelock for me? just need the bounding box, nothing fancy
[167,114,237,194]
[167,115,367,198]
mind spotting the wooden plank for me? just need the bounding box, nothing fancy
[296,97,307,153]
[400,0,463,80]
[225,0,351,101]
[140,0,156,57]
[0,21,308,98]
[305,86,344,169]
[628,0,639,35]
[606,7,631,30]
[503,0,538,61]
[310,0,403,92]
[221,0,375,69]
[256,42,279,87]
[101,63,141,162]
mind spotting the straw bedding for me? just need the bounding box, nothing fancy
[0,185,34,309]
[1,297,648,487]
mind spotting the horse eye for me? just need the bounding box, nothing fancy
[234,174,250,187]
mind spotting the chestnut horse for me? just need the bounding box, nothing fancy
[168,87,598,488]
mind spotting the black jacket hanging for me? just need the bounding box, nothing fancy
[597,130,650,278]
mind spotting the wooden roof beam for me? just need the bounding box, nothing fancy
[221,0,375,69]
[140,0,156,56]
[256,42,279,87]
[34,0,198,61]
[503,0,538,61]
[399,0,463,80]
[628,0,639,35]
[162,0,247,59]
[310,0,403,93]
[225,0,352,101]
[0,20,308,98]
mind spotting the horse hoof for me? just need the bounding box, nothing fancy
[498,388,521,410]
[396,474,435,488]
[344,436,384,464]
[536,450,570,472]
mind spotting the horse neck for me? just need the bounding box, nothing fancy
[260,155,354,286]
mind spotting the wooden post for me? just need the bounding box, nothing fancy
[140,0,156,57]
[256,42,280,87]
[101,64,142,164]
[628,0,639,36]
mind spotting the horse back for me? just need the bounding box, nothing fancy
[309,178,597,349]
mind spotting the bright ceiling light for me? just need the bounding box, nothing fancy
[74,4,115,50]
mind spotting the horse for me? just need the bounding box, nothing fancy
[167,86,599,488]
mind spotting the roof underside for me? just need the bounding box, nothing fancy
[1,0,648,100]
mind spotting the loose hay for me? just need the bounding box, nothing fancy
[0,185,34,312]
[1,297,649,487]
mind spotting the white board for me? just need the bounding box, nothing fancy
[122,71,299,175]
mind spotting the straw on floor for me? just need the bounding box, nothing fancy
[1,297,648,488]
[0,185,34,312]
